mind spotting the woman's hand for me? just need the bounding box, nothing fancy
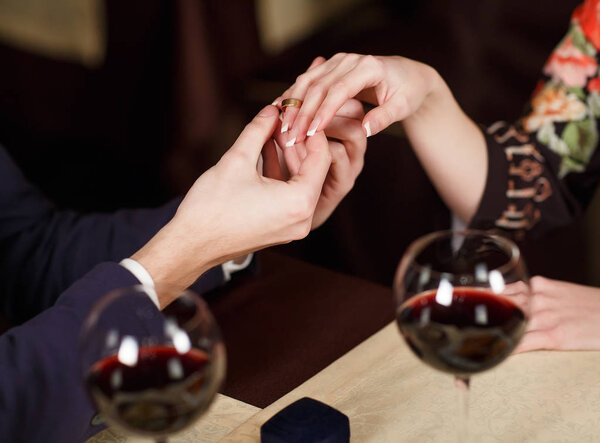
[515,276,600,352]
[265,98,367,229]
[275,54,440,145]
[275,53,487,223]
[132,105,333,292]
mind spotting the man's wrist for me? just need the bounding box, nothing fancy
[131,221,214,293]
[120,258,156,288]
[119,258,161,308]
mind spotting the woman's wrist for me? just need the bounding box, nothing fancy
[421,64,445,98]
[401,63,486,223]
[406,64,451,124]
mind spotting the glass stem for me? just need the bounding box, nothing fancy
[455,375,470,443]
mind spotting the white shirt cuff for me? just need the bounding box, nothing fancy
[452,212,467,231]
[221,253,254,282]
[119,258,160,308]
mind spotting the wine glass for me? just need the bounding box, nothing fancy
[80,285,226,443]
[394,230,530,441]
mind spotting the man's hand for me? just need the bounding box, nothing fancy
[131,105,332,301]
[265,98,367,229]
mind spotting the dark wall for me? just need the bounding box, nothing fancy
[0,0,262,210]
[0,1,177,210]
[0,0,588,285]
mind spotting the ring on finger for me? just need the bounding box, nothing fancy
[281,98,303,109]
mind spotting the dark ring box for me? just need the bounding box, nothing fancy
[260,397,350,443]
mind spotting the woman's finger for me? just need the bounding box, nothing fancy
[280,54,347,140]
[282,142,302,176]
[295,141,308,161]
[335,98,365,120]
[262,139,284,181]
[290,60,359,144]
[273,58,327,111]
[362,90,409,136]
[274,126,307,167]
[327,141,353,194]
[308,56,327,70]
[513,330,554,354]
[280,59,336,131]
[323,115,366,176]
[308,59,385,138]
[525,309,557,334]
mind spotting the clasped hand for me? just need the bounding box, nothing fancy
[275,53,438,144]
[133,103,366,295]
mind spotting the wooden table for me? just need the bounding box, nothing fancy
[87,394,259,443]
[222,323,600,442]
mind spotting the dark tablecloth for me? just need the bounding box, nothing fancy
[208,251,395,408]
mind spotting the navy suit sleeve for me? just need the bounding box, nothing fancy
[0,262,152,442]
[0,146,225,323]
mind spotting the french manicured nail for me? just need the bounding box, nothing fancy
[272,99,279,106]
[285,137,296,148]
[306,118,321,137]
[281,113,292,129]
[364,121,372,137]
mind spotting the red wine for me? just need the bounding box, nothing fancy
[397,289,526,375]
[87,345,213,435]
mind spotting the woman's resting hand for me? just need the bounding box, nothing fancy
[516,276,600,352]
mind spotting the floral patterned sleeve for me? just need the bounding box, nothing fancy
[470,0,600,239]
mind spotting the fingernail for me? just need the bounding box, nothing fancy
[306,118,321,137]
[364,121,372,137]
[285,137,296,148]
[281,122,289,133]
[272,99,279,106]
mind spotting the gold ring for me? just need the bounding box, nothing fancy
[281,98,303,108]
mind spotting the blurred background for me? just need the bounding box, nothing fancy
[0,0,596,288]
